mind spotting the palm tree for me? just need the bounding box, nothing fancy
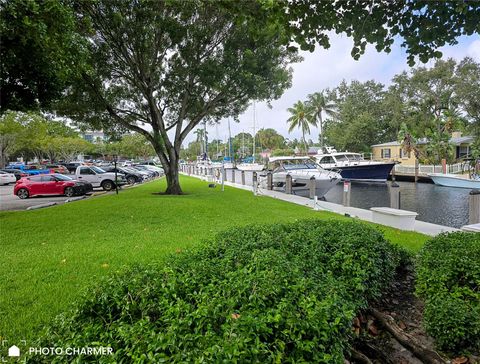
[398,123,422,182]
[306,92,338,149]
[287,101,316,154]
[193,126,208,155]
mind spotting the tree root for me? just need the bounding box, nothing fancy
[359,341,396,364]
[350,348,373,364]
[368,308,446,364]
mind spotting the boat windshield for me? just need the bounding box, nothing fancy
[282,160,317,170]
[335,154,350,162]
[345,154,362,161]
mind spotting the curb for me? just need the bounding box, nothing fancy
[27,202,57,210]
[65,196,87,203]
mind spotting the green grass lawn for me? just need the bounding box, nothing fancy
[0,176,428,342]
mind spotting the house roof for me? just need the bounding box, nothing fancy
[450,136,474,145]
[371,141,401,147]
[371,135,473,148]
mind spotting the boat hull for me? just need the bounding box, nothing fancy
[324,163,395,182]
[428,173,480,189]
[259,172,340,197]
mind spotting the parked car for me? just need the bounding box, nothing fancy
[131,165,157,178]
[14,174,93,199]
[120,160,133,167]
[74,166,127,191]
[7,164,50,175]
[0,170,17,185]
[46,164,70,174]
[137,164,164,176]
[141,160,162,167]
[0,168,28,181]
[102,166,144,184]
[61,162,84,173]
[125,167,151,180]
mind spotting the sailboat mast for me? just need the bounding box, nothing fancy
[228,118,232,160]
[252,102,256,162]
[242,131,245,159]
[204,121,208,158]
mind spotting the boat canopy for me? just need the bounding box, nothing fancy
[268,156,318,171]
[316,153,363,162]
[269,156,312,162]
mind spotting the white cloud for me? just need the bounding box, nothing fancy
[193,35,479,145]
[467,39,480,61]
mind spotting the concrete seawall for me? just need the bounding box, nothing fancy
[182,172,459,237]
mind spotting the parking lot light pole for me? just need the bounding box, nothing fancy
[114,155,119,195]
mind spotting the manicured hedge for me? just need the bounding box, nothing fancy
[29,220,403,363]
[416,232,480,353]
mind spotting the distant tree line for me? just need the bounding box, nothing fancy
[0,111,155,167]
[180,127,307,161]
[288,57,480,162]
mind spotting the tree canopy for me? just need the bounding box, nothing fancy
[315,57,479,158]
[0,0,83,112]
[2,0,479,192]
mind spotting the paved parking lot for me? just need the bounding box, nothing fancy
[0,184,89,211]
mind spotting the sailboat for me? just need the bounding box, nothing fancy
[222,118,235,169]
[237,102,265,172]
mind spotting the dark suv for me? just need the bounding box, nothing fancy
[61,162,83,173]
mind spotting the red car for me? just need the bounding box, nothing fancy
[14,174,93,199]
[46,164,70,174]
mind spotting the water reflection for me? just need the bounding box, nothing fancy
[319,181,468,228]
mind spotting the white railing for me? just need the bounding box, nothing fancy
[394,162,467,175]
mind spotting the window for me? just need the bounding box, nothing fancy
[90,166,106,174]
[28,176,43,182]
[53,174,72,181]
[335,155,349,162]
[381,148,391,159]
[79,167,95,175]
[458,146,469,158]
[320,156,335,164]
[41,175,56,182]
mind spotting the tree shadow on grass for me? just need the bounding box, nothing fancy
[151,192,190,196]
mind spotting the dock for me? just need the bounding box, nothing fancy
[181,170,459,237]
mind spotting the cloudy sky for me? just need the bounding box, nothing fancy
[191,34,480,145]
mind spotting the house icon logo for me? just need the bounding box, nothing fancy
[8,345,20,357]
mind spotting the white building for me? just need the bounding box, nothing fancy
[81,130,107,143]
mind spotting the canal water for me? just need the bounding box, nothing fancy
[302,181,469,229]
[226,170,469,229]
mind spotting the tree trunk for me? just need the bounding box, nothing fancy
[302,130,307,156]
[165,163,183,194]
[319,113,323,149]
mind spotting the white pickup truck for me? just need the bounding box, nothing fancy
[74,166,127,191]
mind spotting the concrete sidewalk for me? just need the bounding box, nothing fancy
[184,173,459,236]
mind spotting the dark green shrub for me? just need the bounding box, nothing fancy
[416,232,480,353]
[29,220,403,363]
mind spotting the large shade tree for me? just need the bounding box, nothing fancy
[3,0,480,193]
[62,1,296,194]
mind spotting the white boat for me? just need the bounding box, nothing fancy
[236,163,264,171]
[314,149,395,182]
[259,156,341,197]
[428,173,480,189]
